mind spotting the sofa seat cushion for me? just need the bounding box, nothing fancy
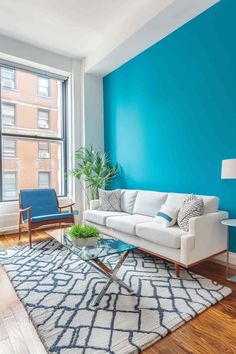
[136,222,188,249]
[106,215,154,235]
[84,210,128,226]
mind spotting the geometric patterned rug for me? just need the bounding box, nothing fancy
[0,240,232,354]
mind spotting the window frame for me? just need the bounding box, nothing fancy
[37,76,50,97]
[0,63,68,202]
[3,171,17,200]
[3,138,17,158]
[38,141,50,159]
[1,67,16,90]
[2,102,16,127]
[38,108,50,129]
[38,171,51,189]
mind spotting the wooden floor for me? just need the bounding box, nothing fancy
[0,231,236,354]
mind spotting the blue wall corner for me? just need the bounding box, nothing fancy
[104,0,236,251]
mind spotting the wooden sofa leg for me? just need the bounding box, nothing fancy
[175,263,180,277]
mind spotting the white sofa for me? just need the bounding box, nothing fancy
[84,190,228,276]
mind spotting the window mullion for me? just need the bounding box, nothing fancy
[1,132,63,142]
[0,66,3,201]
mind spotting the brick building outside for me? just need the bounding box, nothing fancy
[1,67,63,200]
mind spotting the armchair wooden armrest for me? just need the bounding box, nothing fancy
[19,207,31,213]
[19,207,31,227]
[59,203,75,213]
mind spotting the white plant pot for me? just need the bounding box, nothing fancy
[70,236,98,247]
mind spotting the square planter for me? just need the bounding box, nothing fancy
[70,236,98,248]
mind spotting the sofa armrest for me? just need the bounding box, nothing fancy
[90,199,100,210]
[181,211,228,266]
[189,211,229,235]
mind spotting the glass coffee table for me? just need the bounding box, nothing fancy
[48,229,138,306]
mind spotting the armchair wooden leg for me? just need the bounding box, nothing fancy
[19,225,21,240]
[28,228,32,248]
[175,263,180,277]
[28,219,32,248]
[19,213,22,240]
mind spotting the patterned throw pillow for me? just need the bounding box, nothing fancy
[155,204,179,227]
[177,195,204,232]
[98,189,121,211]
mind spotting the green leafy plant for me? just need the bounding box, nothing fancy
[68,224,100,239]
[71,146,118,201]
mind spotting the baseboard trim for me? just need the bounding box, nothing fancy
[211,251,236,268]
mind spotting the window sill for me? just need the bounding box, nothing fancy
[36,94,52,100]
[2,88,18,93]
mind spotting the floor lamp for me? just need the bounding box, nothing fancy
[221,159,236,282]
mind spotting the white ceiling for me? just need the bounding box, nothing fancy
[0,0,219,76]
[0,0,172,58]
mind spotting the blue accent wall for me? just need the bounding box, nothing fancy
[104,0,236,252]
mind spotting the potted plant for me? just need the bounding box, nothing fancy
[68,224,100,247]
[71,146,118,203]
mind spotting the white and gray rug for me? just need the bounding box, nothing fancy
[0,240,232,354]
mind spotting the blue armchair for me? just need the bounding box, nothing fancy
[19,189,75,248]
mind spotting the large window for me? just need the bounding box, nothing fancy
[0,64,67,201]
[37,76,50,97]
[1,67,16,90]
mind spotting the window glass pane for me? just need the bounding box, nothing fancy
[1,103,15,126]
[2,139,64,199]
[38,142,50,158]
[3,172,17,200]
[3,138,16,158]
[38,109,49,129]
[1,67,15,90]
[1,69,63,138]
[38,172,50,188]
[38,77,49,97]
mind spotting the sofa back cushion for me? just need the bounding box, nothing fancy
[166,193,219,214]
[133,190,168,217]
[120,189,138,214]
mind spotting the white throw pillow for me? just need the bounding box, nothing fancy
[133,191,168,217]
[155,204,179,227]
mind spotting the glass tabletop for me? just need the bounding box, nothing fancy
[61,234,138,261]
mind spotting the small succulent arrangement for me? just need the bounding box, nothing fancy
[68,224,100,247]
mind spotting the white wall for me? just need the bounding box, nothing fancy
[70,59,84,220]
[84,74,104,151]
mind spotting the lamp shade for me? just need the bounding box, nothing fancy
[221,159,236,179]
